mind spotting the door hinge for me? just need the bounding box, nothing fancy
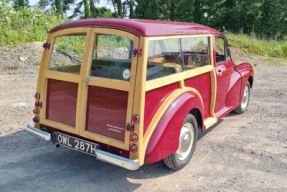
[126,123,134,132]
[133,48,142,57]
[43,42,51,50]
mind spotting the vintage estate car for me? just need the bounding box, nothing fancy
[27,19,254,170]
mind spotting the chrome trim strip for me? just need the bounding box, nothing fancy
[26,124,51,141]
[96,149,139,170]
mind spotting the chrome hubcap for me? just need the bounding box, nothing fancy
[241,85,249,109]
[177,123,194,160]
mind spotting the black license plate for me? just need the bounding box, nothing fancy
[55,132,98,156]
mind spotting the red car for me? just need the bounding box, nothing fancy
[27,19,254,170]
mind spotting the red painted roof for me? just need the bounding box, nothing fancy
[49,18,223,36]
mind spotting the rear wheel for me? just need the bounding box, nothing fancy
[163,113,198,170]
[234,81,250,114]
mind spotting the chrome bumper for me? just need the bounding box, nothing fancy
[26,124,140,170]
[26,124,51,141]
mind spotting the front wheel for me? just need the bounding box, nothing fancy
[163,113,198,170]
[234,81,250,114]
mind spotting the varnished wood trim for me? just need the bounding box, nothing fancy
[129,37,148,164]
[87,77,130,91]
[204,117,217,129]
[51,28,89,38]
[141,87,203,164]
[146,65,213,91]
[45,70,80,83]
[209,36,217,118]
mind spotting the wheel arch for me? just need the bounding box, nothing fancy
[142,88,204,164]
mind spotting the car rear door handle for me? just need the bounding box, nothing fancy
[217,70,222,76]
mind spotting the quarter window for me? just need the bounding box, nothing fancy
[146,36,211,81]
[146,38,182,81]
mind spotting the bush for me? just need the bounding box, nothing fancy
[0,0,68,46]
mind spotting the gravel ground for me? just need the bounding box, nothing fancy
[0,44,286,191]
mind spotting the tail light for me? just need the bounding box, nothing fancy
[132,114,140,124]
[33,116,40,123]
[130,133,138,142]
[35,93,40,100]
[33,108,39,115]
[129,144,137,153]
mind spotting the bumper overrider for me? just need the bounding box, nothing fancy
[26,124,140,170]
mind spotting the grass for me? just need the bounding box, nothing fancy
[226,33,287,58]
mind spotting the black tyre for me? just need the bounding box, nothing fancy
[163,113,198,170]
[234,81,250,114]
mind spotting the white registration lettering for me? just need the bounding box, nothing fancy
[62,136,67,145]
[85,143,90,153]
[67,137,72,147]
[75,140,79,149]
[91,144,96,154]
[58,135,62,143]
[80,141,85,150]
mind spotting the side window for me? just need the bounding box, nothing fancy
[146,39,182,81]
[215,36,230,64]
[182,37,210,71]
[49,34,86,74]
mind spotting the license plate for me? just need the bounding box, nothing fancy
[55,132,98,156]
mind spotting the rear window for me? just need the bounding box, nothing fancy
[49,34,86,74]
[90,34,133,81]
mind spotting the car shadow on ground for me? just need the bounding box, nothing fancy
[0,130,175,192]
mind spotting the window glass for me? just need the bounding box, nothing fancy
[49,35,86,74]
[182,37,210,71]
[90,34,133,81]
[215,37,226,64]
[146,39,182,81]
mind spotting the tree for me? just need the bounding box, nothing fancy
[83,0,90,18]
[13,0,29,11]
[55,0,63,18]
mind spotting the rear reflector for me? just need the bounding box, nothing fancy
[33,116,40,123]
[129,144,137,153]
[35,93,40,100]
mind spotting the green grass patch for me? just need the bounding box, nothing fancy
[226,33,287,58]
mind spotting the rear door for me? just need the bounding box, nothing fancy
[39,28,139,150]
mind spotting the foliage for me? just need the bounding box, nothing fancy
[55,0,63,18]
[0,0,68,46]
[13,0,29,11]
[226,33,287,57]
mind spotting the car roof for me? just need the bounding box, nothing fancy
[49,18,224,36]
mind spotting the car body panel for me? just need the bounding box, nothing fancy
[145,91,204,164]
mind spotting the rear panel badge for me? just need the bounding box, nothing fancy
[107,124,124,133]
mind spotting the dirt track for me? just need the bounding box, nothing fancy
[0,45,287,191]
